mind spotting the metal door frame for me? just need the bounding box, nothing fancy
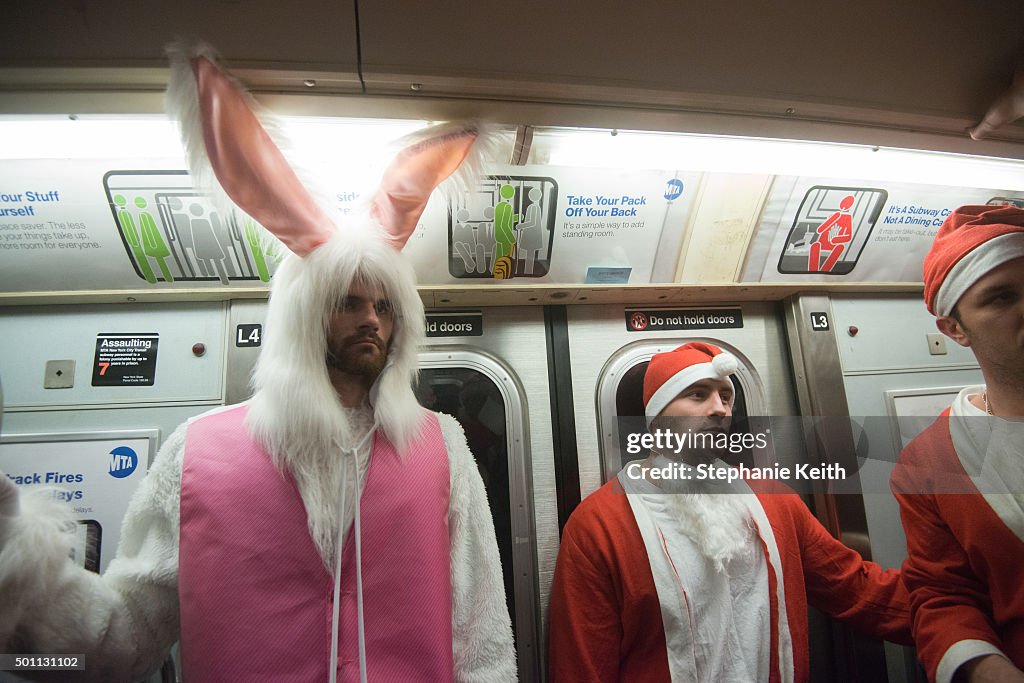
[420,346,541,682]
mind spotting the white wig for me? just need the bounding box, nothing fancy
[246,228,426,462]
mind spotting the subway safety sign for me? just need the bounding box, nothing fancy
[91,333,159,386]
[625,308,743,332]
[425,312,483,337]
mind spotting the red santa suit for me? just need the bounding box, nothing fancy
[549,467,911,682]
[892,387,1024,683]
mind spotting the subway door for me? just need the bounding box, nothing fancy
[827,293,984,683]
[415,307,555,682]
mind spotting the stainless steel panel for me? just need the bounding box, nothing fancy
[357,1,1024,144]
[831,295,978,373]
[0,303,227,410]
[1,405,219,452]
[0,0,360,79]
[830,295,984,683]
[783,294,897,683]
[225,300,269,404]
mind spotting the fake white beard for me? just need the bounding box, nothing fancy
[663,490,758,572]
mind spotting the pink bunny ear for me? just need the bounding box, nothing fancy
[370,125,481,249]
[167,45,335,257]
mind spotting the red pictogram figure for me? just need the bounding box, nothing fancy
[808,195,854,273]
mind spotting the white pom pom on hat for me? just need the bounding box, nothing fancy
[643,342,738,422]
[711,351,739,378]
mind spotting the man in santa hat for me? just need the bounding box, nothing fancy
[0,47,515,682]
[549,341,911,682]
[891,204,1024,683]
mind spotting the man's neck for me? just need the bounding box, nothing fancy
[980,378,1024,417]
[328,368,371,408]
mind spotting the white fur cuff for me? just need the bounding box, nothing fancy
[0,488,77,648]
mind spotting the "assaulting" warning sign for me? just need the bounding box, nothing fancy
[91,333,159,386]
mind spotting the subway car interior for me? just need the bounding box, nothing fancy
[1,2,1024,682]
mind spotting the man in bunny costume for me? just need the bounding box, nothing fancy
[0,46,515,682]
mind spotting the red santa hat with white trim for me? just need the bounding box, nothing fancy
[923,204,1024,317]
[643,342,739,423]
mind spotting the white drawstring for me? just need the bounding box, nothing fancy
[353,448,368,683]
[329,458,347,683]
[329,422,376,683]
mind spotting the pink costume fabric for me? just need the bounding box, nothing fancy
[179,405,454,682]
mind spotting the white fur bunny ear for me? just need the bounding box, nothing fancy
[165,41,336,257]
[370,122,489,250]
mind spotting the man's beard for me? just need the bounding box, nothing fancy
[326,333,388,380]
[650,416,733,464]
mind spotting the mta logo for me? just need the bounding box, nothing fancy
[108,446,139,479]
[664,179,684,201]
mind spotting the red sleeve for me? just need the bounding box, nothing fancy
[893,489,1001,682]
[548,518,622,683]
[791,496,914,646]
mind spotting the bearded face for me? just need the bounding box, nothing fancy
[326,330,389,379]
[650,378,735,463]
[325,281,395,385]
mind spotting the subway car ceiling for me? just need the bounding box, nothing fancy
[2,0,1024,150]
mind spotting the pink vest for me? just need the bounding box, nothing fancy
[178,404,454,682]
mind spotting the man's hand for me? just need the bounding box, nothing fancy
[959,655,1024,683]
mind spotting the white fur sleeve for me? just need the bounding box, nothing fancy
[438,412,518,682]
[0,423,186,682]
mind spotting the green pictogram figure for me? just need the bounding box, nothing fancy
[243,217,271,282]
[493,183,519,269]
[114,194,156,283]
[135,197,174,282]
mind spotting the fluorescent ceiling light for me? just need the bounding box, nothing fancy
[534,128,1024,190]
[1,116,1020,192]
[0,116,185,160]
[0,115,430,164]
